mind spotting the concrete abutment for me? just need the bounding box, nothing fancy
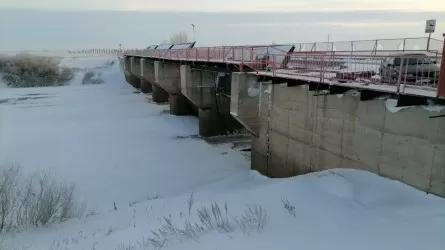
[231,72,445,197]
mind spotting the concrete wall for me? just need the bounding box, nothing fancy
[244,79,445,197]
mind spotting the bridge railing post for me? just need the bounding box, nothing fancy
[207,47,210,62]
[437,34,445,98]
[396,57,406,94]
[272,54,276,77]
[240,47,244,72]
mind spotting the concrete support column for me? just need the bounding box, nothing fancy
[154,61,181,94]
[140,79,152,93]
[133,78,141,89]
[152,83,169,103]
[128,57,140,88]
[180,65,190,98]
[140,58,152,93]
[154,61,161,86]
[125,57,131,72]
[169,94,192,116]
[198,108,226,137]
[124,72,132,85]
[180,65,213,108]
[131,76,140,88]
[130,57,134,76]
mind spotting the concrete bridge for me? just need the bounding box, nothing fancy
[119,36,445,197]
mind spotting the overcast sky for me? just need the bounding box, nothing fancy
[0,0,444,50]
[1,0,444,12]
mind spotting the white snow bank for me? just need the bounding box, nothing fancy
[385,98,445,113]
[4,169,445,250]
[1,56,444,250]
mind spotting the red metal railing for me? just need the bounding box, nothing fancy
[276,53,442,97]
[124,39,445,98]
[1,49,119,57]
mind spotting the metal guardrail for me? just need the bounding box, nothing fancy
[291,37,443,53]
[1,49,119,57]
[123,37,445,98]
[268,53,442,94]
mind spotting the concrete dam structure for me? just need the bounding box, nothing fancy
[120,37,445,197]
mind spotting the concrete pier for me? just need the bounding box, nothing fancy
[140,79,152,93]
[169,94,193,115]
[198,96,242,137]
[140,58,153,93]
[151,83,169,103]
[122,57,140,87]
[181,65,242,137]
[180,65,213,108]
[154,61,181,94]
[154,61,195,112]
[129,57,141,88]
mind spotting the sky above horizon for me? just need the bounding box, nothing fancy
[1,0,444,12]
[0,1,444,50]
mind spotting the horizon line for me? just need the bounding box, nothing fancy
[1,8,444,13]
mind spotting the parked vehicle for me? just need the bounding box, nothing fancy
[379,52,440,85]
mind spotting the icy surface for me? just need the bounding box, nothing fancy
[1,56,444,250]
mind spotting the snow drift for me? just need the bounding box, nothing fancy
[0,55,443,250]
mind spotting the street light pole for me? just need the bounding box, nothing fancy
[191,24,195,42]
[427,33,431,51]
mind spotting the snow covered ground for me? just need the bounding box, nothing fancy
[0,56,444,250]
